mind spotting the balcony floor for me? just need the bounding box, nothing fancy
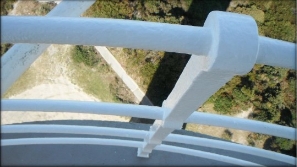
[1,120,293,166]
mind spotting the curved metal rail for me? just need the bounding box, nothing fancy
[2,124,295,165]
[2,99,295,140]
[2,137,262,166]
[1,16,295,69]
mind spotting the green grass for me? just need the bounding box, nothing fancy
[69,53,115,102]
[69,46,135,103]
[72,45,100,67]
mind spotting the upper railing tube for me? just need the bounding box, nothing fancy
[1,16,212,56]
[2,16,295,70]
[256,36,296,69]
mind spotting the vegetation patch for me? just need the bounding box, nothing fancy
[70,45,135,104]
[1,0,16,56]
[1,43,13,56]
[221,129,233,141]
[72,45,100,67]
[1,0,17,15]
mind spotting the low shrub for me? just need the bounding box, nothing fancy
[72,45,100,67]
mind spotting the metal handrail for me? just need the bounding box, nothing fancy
[2,124,295,165]
[1,138,261,166]
[1,16,295,69]
[1,4,296,164]
[1,99,295,140]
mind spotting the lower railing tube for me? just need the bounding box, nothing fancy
[165,134,296,165]
[1,138,142,148]
[1,124,146,139]
[2,124,294,165]
[1,137,262,166]
[2,99,295,140]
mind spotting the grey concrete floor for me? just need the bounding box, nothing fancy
[1,120,293,166]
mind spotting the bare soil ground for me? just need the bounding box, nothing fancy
[8,0,53,16]
[186,105,254,145]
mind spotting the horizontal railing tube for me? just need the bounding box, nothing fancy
[165,134,295,165]
[1,16,212,56]
[1,99,163,120]
[1,138,142,148]
[185,111,296,140]
[2,124,294,164]
[1,124,146,139]
[2,99,295,140]
[256,36,296,69]
[1,137,261,166]
[2,16,295,70]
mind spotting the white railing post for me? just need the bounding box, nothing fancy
[137,11,259,158]
[1,0,95,97]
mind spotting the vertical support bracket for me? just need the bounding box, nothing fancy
[137,11,259,158]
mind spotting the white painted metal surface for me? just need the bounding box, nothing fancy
[1,16,212,56]
[202,11,259,75]
[137,11,259,157]
[1,138,262,166]
[1,99,163,120]
[2,124,295,165]
[1,6,296,165]
[1,16,295,70]
[2,125,146,139]
[2,99,295,140]
[2,138,142,148]
[1,0,96,96]
[257,36,296,69]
